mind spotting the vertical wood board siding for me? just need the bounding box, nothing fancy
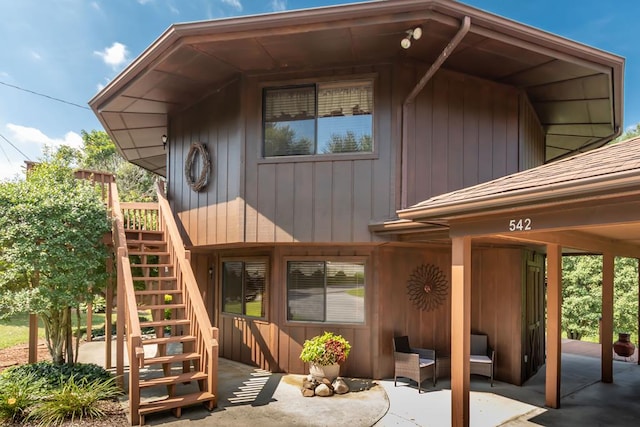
[244,66,394,243]
[519,95,546,171]
[205,243,525,384]
[168,80,243,246]
[406,70,522,207]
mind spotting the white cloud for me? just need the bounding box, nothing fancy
[30,51,42,61]
[137,0,153,4]
[6,124,83,150]
[221,0,242,11]
[270,0,286,12]
[94,42,129,69]
[0,124,83,181]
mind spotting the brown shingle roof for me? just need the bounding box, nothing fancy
[399,136,640,220]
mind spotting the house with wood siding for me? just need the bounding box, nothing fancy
[89,0,627,424]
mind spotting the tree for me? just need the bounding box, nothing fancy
[50,130,159,202]
[0,160,111,364]
[562,255,639,341]
[612,123,640,143]
[323,131,372,154]
[562,255,602,340]
[79,130,159,202]
[264,123,312,156]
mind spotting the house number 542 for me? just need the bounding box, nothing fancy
[508,218,532,231]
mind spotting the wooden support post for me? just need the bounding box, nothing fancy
[105,255,114,369]
[545,244,562,408]
[601,253,614,382]
[451,236,471,427]
[116,248,125,387]
[28,313,38,363]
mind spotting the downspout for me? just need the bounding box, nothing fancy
[400,16,471,209]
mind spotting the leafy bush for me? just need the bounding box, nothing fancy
[300,331,351,365]
[0,372,47,422]
[27,375,122,425]
[3,362,112,390]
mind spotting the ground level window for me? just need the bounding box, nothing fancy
[287,260,365,323]
[222,261,266,318]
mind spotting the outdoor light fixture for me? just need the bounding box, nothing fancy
[162,134,168,150]
[401,26,423,49]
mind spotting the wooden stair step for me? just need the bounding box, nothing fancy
[139,303,185,310]
[129,251,170,257]
[142,335,196,345]
[135,289,182,296]
[139,371,208,389]
[138,391,215,417]
[127,239,167,245]
[132,276,177,281]
[140,319,190,328]
[144,352,201,366]
[125,230,164,237]
[130,263,173,268]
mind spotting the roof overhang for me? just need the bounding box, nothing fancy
[89,0,624,177]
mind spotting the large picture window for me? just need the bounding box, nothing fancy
[222,261,266,318]
[287,260,365,324]
[263,80,373,157]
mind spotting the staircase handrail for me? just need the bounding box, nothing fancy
[155,183,218,350]
[110,181,144,414]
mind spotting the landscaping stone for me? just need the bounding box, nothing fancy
[314,383,334,397]
[333,377,349,394]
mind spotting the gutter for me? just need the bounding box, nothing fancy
[400,15,471,208]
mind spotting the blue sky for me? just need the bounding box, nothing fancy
[0,0,638,180]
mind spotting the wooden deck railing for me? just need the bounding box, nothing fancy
[155,182,219,404]
[121,202,161,231]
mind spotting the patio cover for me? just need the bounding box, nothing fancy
[387,136,640,426]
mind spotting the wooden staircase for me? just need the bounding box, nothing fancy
[125,229,215,424]
[109,188,218,425]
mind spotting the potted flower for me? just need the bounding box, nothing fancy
[300,331,351,380]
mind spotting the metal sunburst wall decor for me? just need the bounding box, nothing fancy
[406,263,448,312]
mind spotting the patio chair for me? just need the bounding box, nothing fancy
[470,333,495,386]
[393,335,436,393]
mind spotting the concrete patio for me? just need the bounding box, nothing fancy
[78,338,640,426]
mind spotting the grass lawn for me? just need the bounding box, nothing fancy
[0,312,107,350]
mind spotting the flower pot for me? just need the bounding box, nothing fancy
[613,333,635,358]
[309,363,341,381]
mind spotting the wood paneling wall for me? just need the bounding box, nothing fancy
[519,94,546,171]
[168,65,544,246]
[168,79,244,246]
[199,243,525,384]
[404,69,520,207]
[242,66,395,244]
[471,247,524,385]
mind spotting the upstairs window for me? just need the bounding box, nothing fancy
[263,80,373,157]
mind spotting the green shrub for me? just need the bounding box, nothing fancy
[27,375,122,425]
[3,362,112,390]
[0,372,47,422]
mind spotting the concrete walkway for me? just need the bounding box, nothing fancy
[79,339,640,426]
